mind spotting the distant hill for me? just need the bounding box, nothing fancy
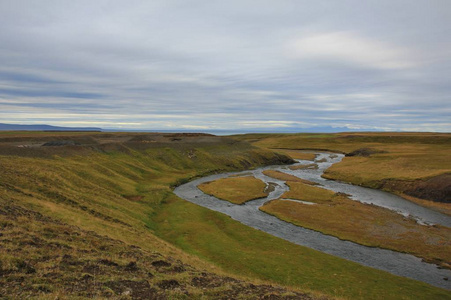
[0,123,102,131]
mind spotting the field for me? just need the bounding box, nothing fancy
[0,131,450,299]
[263,170,319,185]
[259,180,451,268]
[198,176,268,204]
[234,132,451,213]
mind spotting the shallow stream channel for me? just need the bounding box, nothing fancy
[174,152,451,289]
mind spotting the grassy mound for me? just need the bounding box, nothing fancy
[198,176,268,204]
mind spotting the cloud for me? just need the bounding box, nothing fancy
[288,32,416,69]
[0,1,450,132]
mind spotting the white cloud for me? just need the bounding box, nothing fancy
[0,1,450,132]
[288,32,416,69]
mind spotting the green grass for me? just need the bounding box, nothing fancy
[1,132,450,299]
[150,194,450,300]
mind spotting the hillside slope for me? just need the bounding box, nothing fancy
[0,132,449,299]
[0,132,307,299]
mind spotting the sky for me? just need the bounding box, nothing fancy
[1,0,450,132]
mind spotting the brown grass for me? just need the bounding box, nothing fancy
[198,176,268,204]
[289,163,319,170]
[275,150,316,161]
[262,170,318,185]
[280,182,334,203]
[260,182,451,269]
[396,194,451,216]
[233,132,451,209]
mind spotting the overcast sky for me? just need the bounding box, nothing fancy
[1,1,450,132]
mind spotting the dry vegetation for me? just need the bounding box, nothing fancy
[289,163,319,170]
[263,170,318,186]
[1,131,450,299]
[198,176,268,204]
[274,150,316,161]
[1,132,314,299]
[0,200,317,299]
[234,132,451,213]
[260,182,451,269]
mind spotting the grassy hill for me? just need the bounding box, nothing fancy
[0,132,449,299]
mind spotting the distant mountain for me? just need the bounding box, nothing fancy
[0,123,378,134]
[0,123,102,131]
[103,126,378,135]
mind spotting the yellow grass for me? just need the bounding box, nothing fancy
[233,132,451,211]
[198,176,268,204]
[262,170,318,185]
[260,182,451,268]
[289,163,318,170]
[280,181,334,203]
[275,149,316,160]
[324,145,450,182]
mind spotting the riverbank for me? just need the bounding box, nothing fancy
[232,132,451,213]
[174,153,451,291]
[2,131,449,299]
[258,177,451,269]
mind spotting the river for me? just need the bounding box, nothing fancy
[174,152,451,289]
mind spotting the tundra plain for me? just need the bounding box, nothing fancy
[0,131,450,299]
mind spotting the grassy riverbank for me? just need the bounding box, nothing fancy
[259,180,451,268]
[263,170,319,185]
[1,132,449,299]
[233,132,451,213]
[198,176,268,204]
[150,194,450,300]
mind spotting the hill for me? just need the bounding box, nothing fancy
[0,132,449,299]
[0,123,101,131]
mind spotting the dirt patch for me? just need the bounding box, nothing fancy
[123,195,145,201]
[346,148,387,157]
[157,279,180,289]
[105,280,160,299]
[124,261,140,272]
[151,260,171,268]
[380,173,451,203]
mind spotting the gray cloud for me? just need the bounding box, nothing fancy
[0,0,450,131]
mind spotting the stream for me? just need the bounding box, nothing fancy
[174,152,451,289]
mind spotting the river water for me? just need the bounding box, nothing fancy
[174,152,451,289]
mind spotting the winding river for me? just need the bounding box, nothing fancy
[174,152,451,289]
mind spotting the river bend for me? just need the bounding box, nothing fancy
[174,152,451,289]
